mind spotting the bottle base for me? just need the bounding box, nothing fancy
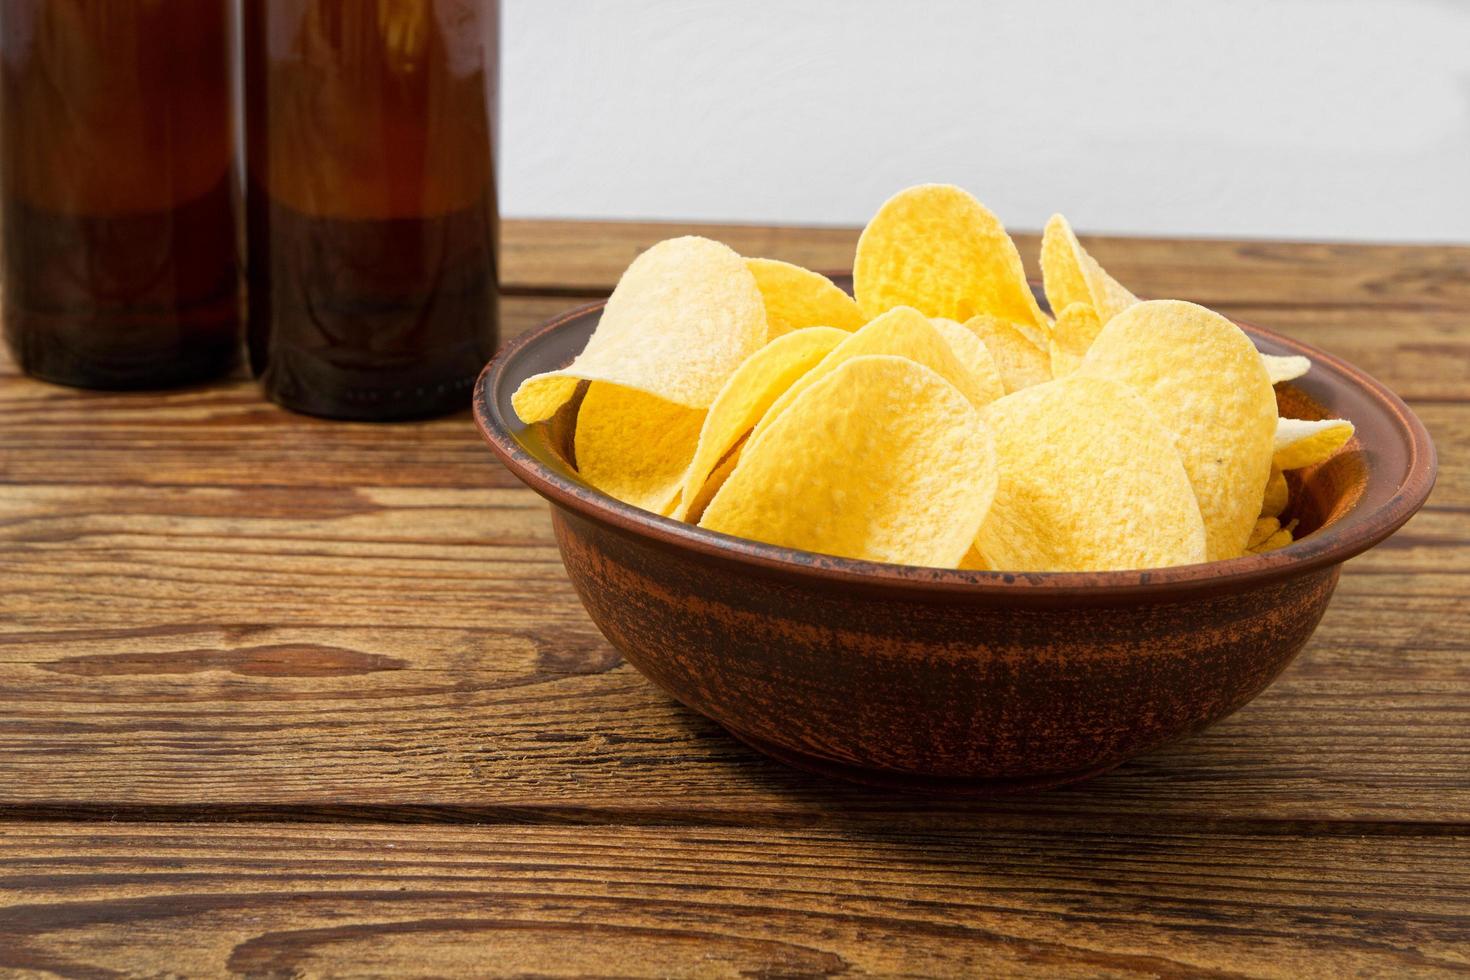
[254,347,489,421]
[4,313,240,391]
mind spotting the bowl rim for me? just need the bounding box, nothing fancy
[474,293,1438,599]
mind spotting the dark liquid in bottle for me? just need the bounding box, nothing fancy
[244,0,499,421]
[245,185,496,420]
[0,0,239,389]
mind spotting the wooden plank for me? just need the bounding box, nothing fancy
[1,822,1467,978]
[7,297,1462,407]
[0,297,1463,494]
[0,479,1465,824]
[502,218,1470,310]
[0,392,1460,498]
[1219,306,1470,404]
[0,293,572,380]
[3,220,1465,390]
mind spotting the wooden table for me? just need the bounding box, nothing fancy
[2,220,1468,976]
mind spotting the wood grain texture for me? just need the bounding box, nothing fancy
[1,303,1465,491]
[2,823,1468,978]
[501,218,1470,310]
[1,220,1467,972]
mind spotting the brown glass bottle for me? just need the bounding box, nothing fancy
[244,0,499,421]
[0,0,239,389]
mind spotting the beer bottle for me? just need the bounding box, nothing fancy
[0,0,240,389]
[244,0,500,420]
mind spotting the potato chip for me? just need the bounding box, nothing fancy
[853,184,1048,335]
[1078,300,1276,561]
[574,383,705,514]
[1274,417,1355,470]
[975,375,1206,571]
[1040,219,1303,398]
[1261,466,1289,519]
[928,318,1007,405]
[1048,301,1100,378]
[1039,217,1091,316]
[700,355,998,567]
[1248,516,1280,550]
[746,258,866,337]
[1048,339,1083,380]
[681,435,746,525]
[751,306,1000,445]
[963,314,1051,392]
[957,544,990,571]
[1249,519,1298,554]
[512,236,765,423]
[1263,354,1311,385]
[1040,214,1137,328]
[669,327,848,521]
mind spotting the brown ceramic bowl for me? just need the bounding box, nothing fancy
[473,285,1436,794]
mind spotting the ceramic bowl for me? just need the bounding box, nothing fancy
[473,288,1436,793]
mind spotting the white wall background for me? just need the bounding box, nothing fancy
[503,0,1470,242]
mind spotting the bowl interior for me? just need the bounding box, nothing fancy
[478,279,1434,590]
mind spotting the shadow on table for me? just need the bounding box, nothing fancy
[650,692,1324,837]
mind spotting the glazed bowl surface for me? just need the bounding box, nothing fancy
[473,287,1436,793]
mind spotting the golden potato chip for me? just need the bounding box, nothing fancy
[928,318,1007,405]
[574,383,705,514]
[1274,417,1355,470]
[1249,519,1298,554]
[1078,300,1276,561]
[746,257,865,337]
[513,236,765,423]
[1040,217,1091,316]
[1052,300,1103,353]
[1248,516,1280,550]
[1263,354,1311,385]
[1261,466,1289,519]
[1048,301,1100,378]
[1039,215,1140,376]
[669,327,848,521]
[681,435,746,525]
[963,314,1051,392]
[957,544,990,571]
[853,184,1048,334]
[750,306,1000,446]
[975,376,1205,572]
[700,355,998,568]
[1040,214,1137,328]
[1048,339,1083,380]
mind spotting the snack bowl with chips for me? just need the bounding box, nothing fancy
[473,298,1435,794]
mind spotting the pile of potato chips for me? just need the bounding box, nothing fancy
[513,184,1355,572]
